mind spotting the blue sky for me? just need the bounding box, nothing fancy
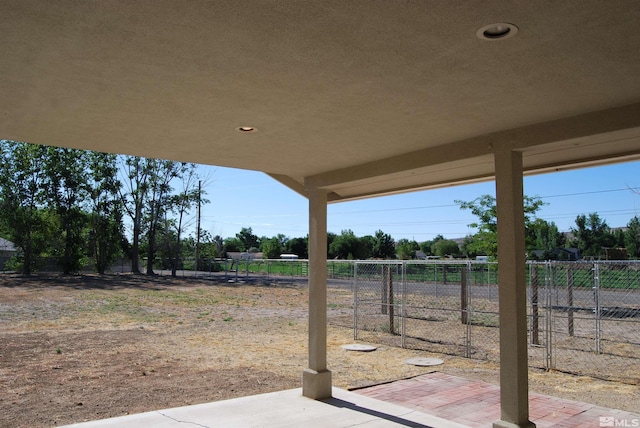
[196,160,640,242]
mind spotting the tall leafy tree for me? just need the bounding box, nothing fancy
[395,238,419,260]
[570,213,615,258]
[624,216,640,258]
[236,227,260,252]
[143,159,187,275]
[0,141,52,274]
[44,147,92,274]
[223,236,243,253]
[359,235,375,260]
[285,236,308,258]
[160,164,206,276]
[87,151,124,274]
[528,218,564,260]
[209,234,225,259]
[329,229,363,259]
[120,156,188,274]
[120,156,152,273]
[456,194,545,258]
[260,233,288,258]
[261,236,284,259]
[372,230,395,259]
[433,238,461,257]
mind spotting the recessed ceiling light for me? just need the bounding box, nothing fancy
[237,126,256,132]
[476,23,518,41]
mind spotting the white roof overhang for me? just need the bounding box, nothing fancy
[2,1,640,202]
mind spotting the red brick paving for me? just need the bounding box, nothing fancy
[354,372,640,428]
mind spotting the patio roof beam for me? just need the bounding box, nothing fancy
[304,103,640,191]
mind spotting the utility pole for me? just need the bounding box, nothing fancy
[195,180,201,271]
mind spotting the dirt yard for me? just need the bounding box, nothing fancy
[1,274,638,427]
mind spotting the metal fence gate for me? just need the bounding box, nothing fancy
[354,260,640,384]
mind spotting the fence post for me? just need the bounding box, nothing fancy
[381,265,388,315]
[545,262,553,370]
[461,265,468,325]
[353,262,359,340]
[401,262,407,348]
[389,265,395,335]
[594,261,602,354]
[462,263,472,358]
[567,266,574,336]
[531,264,539,345]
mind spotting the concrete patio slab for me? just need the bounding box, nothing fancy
[61,387,468,428]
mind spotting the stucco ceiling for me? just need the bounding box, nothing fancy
[2,1,640,202]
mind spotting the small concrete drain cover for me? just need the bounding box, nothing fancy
[404,357,444,366]
[341,344,377,352]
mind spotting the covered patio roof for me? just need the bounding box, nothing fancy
[2,1,640,201]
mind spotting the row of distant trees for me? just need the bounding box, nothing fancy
[210,193,640,261]
[2,141,640,276]
[0,140,207,275]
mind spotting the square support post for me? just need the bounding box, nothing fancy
[493,147,535,428]
[302,185,332,399]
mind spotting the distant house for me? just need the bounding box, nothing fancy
[415,251,442,260]
[0,237,17,257]
[530,247,580,261]
[0,238,17,270]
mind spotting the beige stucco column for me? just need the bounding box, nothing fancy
[493,147,535,428]
[302,185,332,399]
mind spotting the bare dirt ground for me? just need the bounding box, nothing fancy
[1,274,638,427]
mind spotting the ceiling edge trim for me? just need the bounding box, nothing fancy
[306,102,640,189]
[326,146,640,204]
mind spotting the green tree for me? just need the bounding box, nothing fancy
[419,239,435,257]
[428,234,445,254]
[285,236,308,258]
[329,229,363,259]
[143,160,187,275]
[160,164,206,276]
[236,227,260,252]
[570,213,615,258]
[372,230,395,259]
[261,236,284,259]
[0,141,52,274]
[210,234,225,258]
[223,237,243,254]
[460,235,477,259]
[624,216,640,258]
[456,194,546,258]
[527,218,564,260]
[326,232,337,258]
[87,151,124,274]
[433,239,461,257]
[120,156,152,273]
[44,147,92,274]
[396,238,419,260]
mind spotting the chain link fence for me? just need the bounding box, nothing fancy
[530,261,640,383]
[354,260,640,384]
[5,253,637,383]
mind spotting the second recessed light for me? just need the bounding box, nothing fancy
[476,23,518,41]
